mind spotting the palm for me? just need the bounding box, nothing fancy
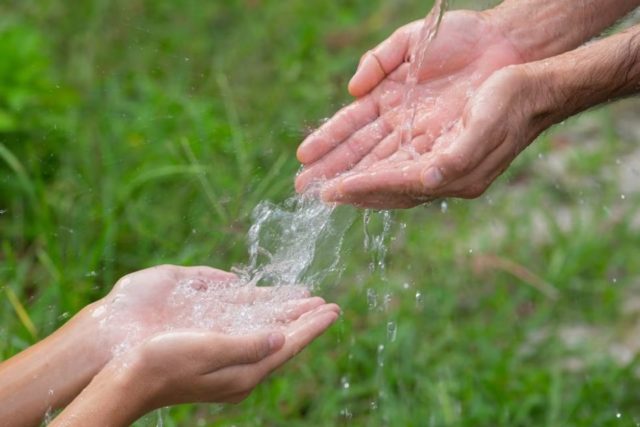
[295,11,522,199]
[93,265,319,353]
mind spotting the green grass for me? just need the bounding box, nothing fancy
[2,1,640,426]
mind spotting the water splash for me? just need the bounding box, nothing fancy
[234,193,353,288]
[364,210,394,275]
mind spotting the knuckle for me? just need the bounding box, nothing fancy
[245,340,268,362]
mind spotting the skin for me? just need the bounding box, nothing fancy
[0,265,339,427]
[295,0,640,208]
[51,304,340,427]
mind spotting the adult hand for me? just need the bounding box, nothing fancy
[295,1,639,209]
[319,65,554,208]
[51,303,341,426]
[295,10,523,201]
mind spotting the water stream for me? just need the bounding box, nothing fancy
[400,0,448,156]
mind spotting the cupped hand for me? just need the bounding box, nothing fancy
[295,10,524,205]
[318,65,553,208]
[125,303,340,410]
[50,302,340,426]
[92,265,326,354]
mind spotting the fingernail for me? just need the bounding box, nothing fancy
[421,167,443,189]
[268,333,285,352]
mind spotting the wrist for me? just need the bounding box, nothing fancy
[0,303,111,426]
[74,301,113,368]
[485,0,640,63]
[51,353,154,427]
[483,2,568,62]
[519,24,640,128]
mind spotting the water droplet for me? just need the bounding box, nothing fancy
[340,376,350,390]
[415,291,424,309]
[367,288,377,310]
[387,321,397,342]
[340,408,353,420]
[377,344,385,367]
[383,292,393,311]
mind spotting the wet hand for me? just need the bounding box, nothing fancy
[92,264,327,356]
[295,11,523,206]
[51,303,340,426]
[319,65,554,208]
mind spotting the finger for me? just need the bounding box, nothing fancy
[323,160,426,202]
[271,304,340,363]
[228,285,311,304]
[438,136,515,199]
[349,23,416,97]
[326,121,503,205]
[353,129,402,170]
[271,297,327,322]
[295,116,393,192]
[331,190,421,209]
[353,114,441,172]
[296,97,379,166]
[177,266,239,284]
[199,304,340,395]
[202,332,286,370]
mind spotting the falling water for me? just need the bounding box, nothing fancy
[234,193,353,288]
[400,0,448,155]
[359,3,450,419]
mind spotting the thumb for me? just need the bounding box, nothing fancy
[208,332,285,369]
[348,24,412,97]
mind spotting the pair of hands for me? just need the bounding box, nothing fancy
[295,2,635,208]
[0,265,339,427]
[296,10,528,208]
[88,265,338,410]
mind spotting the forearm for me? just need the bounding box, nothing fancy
[525,24,640,128]
[488,0,640,61]
[0,304,107,427]
[50,357,151,427]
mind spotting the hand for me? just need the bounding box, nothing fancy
[50,303,341,426]
[93,264,325,355]
[0,264,329,427]
[295,10,523,206]
[317,65,554,208]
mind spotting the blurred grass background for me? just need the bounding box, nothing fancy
[2,0,640,426]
